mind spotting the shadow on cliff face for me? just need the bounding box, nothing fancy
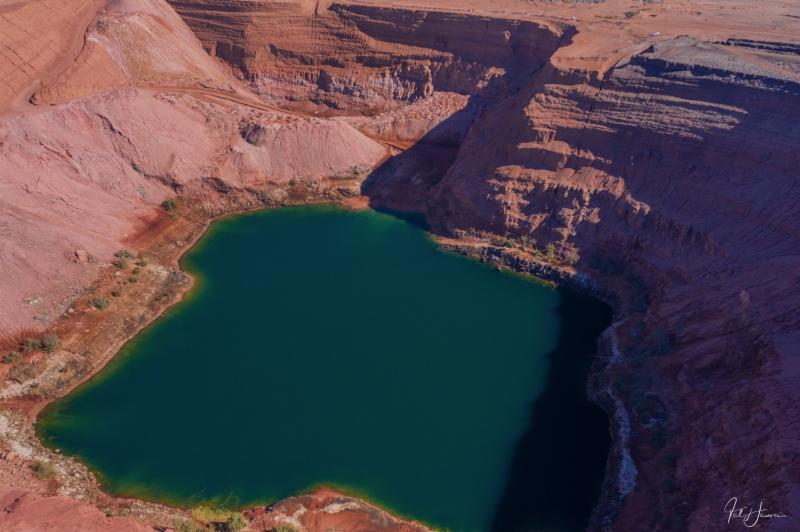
[490,288,612,532]
[360,96,482,223]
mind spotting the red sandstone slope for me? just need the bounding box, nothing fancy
[32,0,236,104]
[0,0,386,331]
[0,487,150,532]
[0,0,105,113]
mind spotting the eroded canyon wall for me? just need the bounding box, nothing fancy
[430,36,800,530]
[166,0,569,111]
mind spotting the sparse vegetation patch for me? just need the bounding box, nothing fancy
[40,334,60,353]
[19,335,60,354]
[3,352,21,364]
[21,338,41,353]
[189,506,248,532]
[31,460,56,480]
[90,298,110,310]
[115,249,136,260]
[162,198,178,211]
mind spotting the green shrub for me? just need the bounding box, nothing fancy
[3,352,21,364]
[132,267,141,275]
[190,506,248,531]
[490,236,515,248]
[174,520,210,532]
[113,258,128,270]
[162,199,178,211]
[127,276,139,284]
[31,460,56,480]
[348,165,366,179]
[21,338,40,353]
[115,249,136,260]
[111,290,121,297]
[103,507,131,518]
[545,243,557,261]
[135,260,148,267]
[40,334,60,353]
[190,506,228,523]
[226,514,247,532]
[89,298,110,310]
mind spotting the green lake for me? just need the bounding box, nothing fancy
[38,205,611,531]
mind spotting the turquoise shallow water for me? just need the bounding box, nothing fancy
[39,205,610,531]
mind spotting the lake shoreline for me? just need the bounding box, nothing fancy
[0,183,618,531]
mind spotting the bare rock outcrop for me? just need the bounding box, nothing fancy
[430,35,800,530]
[166,0,567,111]
[33,0,236,104]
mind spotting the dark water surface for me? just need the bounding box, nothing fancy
[39,205,610,531]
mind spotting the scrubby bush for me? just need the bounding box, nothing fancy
[115,249,136,260]
[7,361,43,383]
[490,236,516,248]
[103,507,131,518]
[111,290,122,297]
[127,276,139,284]
[31,460,56,480]
[190,506,248,532]
[113,258,128,270]
[3,352,21,364]
[161,199,178,211]
[174,520,208,532]
[225,514,248,532]
[89,298,110,310]
[135,260,148,268]
[21,338,40,353]
[564,249,580,266]
[40,334,60,353]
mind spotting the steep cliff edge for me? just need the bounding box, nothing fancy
[166,0,569,111]
[431,36,800,529]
